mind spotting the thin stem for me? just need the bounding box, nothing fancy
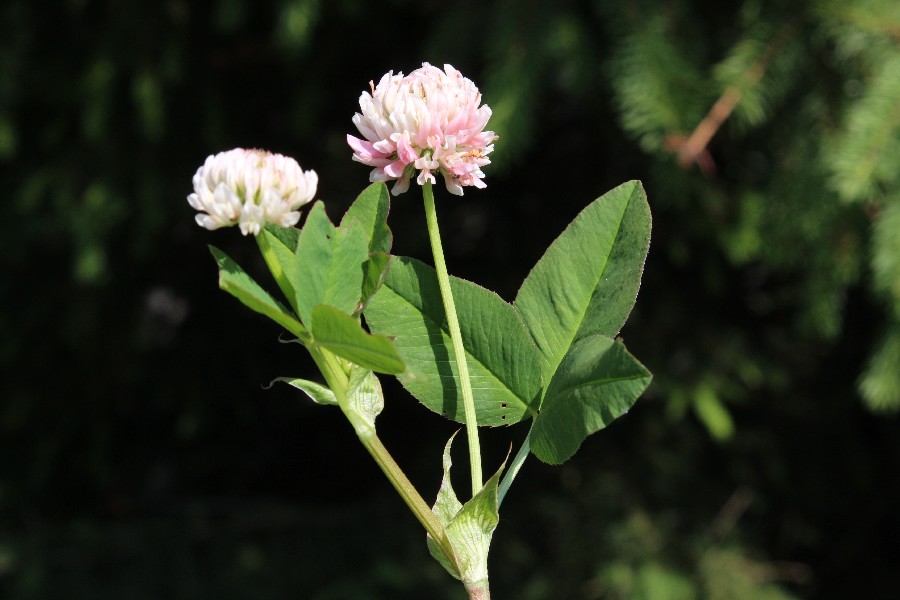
[422,182,483,496]
[307,345,457,569]
[498,423,533,506]
[363,435,455,555]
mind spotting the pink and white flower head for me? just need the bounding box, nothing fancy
[187,148,318,236]
[348,63,498,196]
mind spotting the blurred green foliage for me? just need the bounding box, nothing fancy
[2,0,899,598]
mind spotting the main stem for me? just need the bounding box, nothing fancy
[422,182,483,496]
[308,346,457,569]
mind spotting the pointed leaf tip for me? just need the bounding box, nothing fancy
[514,180,651,383]
[427,431,464,580]
[208,245,305,338]
[341,182,393,255]
[531,335,651,464]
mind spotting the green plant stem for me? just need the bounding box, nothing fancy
[308,345,458,571]
[498,423,533,506]
[422,182,483,496]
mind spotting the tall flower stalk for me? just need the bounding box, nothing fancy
[422,180,483,492]
[348,62,499,497]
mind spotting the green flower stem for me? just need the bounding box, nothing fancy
[498,423,533,506]
[422,182,483,496]
[307,344,458,571]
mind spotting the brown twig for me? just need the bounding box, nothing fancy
[669,26,794,172]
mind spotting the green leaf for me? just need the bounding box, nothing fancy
[341,184,393,312]
[340,182,392,254]
[530,335,652,464]
[310,304,405,374]
[257,227,302,312]
[262,223,300,252]
[294,201,370,325]
[364,256,543,426]
[514,181,651,383]
[358,251,391,313]
[270,377,337,405]
[426,432,504,586]
[209,245,305,338]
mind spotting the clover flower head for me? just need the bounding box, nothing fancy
[187,148,318,236]
[347,62,498,196]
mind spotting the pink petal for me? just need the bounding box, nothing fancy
[396,133,419,163]
[383,159,408,178]
[347,135,390,160]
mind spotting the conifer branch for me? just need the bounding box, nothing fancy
[668,26,794,172]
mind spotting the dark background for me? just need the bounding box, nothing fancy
[2,0,899,598]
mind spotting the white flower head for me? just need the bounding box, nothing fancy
[187,148,318,235]
[348,63,498,196]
